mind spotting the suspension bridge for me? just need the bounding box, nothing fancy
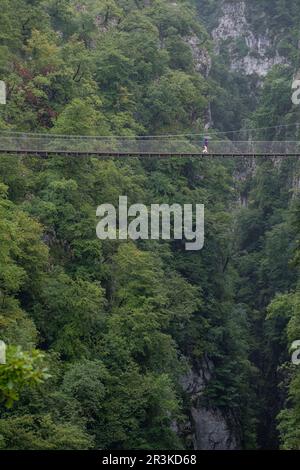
[1,132,300,158]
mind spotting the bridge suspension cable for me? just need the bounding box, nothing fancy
[1,123,300,140]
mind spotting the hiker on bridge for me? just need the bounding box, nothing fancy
[202,137,209,154]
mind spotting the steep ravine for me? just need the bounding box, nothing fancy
[183,2,300,446]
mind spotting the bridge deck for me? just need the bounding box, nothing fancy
[2,150,300,158]
[0,133,300,157]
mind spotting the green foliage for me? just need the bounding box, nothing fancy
[0,346,50,408]
[1,0,299,452]
[0,413,93,449]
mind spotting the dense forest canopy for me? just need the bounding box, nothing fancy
[0,0,300,450]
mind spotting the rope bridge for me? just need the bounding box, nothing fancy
[1,133,300,157]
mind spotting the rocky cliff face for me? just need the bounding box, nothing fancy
[211,1,287,77]
[184,34,212,77]
[181,356,241,450]
[191,407,238,450]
